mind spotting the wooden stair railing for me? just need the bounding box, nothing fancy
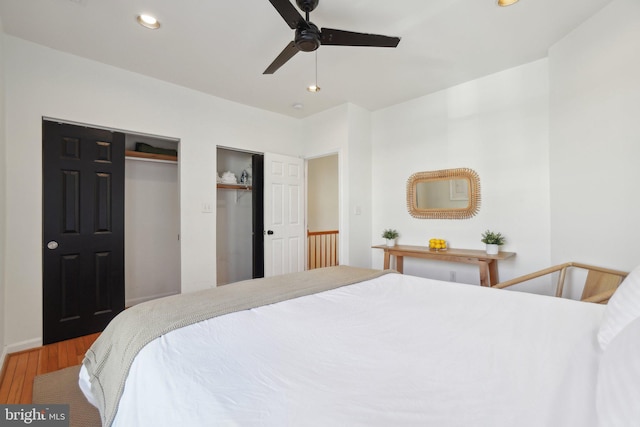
[308,230,339,270]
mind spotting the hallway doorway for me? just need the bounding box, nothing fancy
[306,154,339,269]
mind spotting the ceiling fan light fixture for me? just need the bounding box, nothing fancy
[295,23,321,52]
[137,14,160,29]
[497,0,520,6]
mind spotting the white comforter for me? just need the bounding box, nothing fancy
[80,272,605,427]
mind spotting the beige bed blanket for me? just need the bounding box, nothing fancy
[82,266,391,427]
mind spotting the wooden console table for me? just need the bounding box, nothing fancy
[372,245,515,287]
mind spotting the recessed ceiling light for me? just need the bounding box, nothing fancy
[497,0,520,6]
[137,14,160,29]
[292,103,304,110]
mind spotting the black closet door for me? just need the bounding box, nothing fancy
[252,154,264,278]
[42,121,125,344]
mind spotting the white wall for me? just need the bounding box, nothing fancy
[3,36,301,349]
[371,59,551,290]
[216,188,252,284]
[0,18,7,362]
[307,154,339,231]
[346,105,373,268]
[125,158,180,305]
[301,103,373,269]
[549,0,640,298]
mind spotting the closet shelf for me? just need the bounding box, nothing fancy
[217,183,252,191]
[125,150,178,163]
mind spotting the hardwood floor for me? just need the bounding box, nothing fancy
[0,333,100,404]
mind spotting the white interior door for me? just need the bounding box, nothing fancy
[264,152,305,277]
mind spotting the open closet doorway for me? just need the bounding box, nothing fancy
[124,134,181,306]
[306,153,339,269]
[42,120,181,344]
[216,147,264,285]
[217,148,306,283]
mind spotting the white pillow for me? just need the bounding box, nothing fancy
[596,316,640,427]
[597,265,640,350]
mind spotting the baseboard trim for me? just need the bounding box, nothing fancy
[5,338,43,355]
[126,291,178,307]
[0,346,8,381]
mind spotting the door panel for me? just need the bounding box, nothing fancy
[62,170,80,232]
[288,237,301,272]
[94,172,113,232]
[43,121,125,344]
[60,254,81,321]
[263,153,305,277]
[272,183,284,226]
[288,184,301,225]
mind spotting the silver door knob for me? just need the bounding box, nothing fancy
[47,241,59,250]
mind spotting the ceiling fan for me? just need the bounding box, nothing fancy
[264,0,401,74]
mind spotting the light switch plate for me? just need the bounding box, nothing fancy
[202,202,213,213]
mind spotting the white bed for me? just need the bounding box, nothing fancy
[79,266,640,427]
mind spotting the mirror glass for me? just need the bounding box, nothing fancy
[407,168,480,219]
[415,179,469,209]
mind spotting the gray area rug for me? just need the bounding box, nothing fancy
[32,365,101,427]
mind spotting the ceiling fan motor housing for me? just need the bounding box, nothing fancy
[295,22,321,52]
[296,0,319,12]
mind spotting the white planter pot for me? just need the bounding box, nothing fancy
[486,244,499,255]
[386,239,396,247]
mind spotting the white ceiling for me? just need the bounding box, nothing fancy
[0,0,613,118]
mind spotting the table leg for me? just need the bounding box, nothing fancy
[488,260,500,286]
[383,251,391,270]
[478,261,490,287]
[396,256,404,273]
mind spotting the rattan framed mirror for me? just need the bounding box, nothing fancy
[406,168,481,219]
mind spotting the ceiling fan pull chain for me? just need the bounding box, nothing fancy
[315,51,319,90]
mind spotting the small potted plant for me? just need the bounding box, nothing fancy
[481,230,505,255]
[382,229,399,247]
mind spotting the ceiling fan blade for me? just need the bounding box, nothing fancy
[263,41,300,74]
[268,0,308,30]
[320,28,401,48]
